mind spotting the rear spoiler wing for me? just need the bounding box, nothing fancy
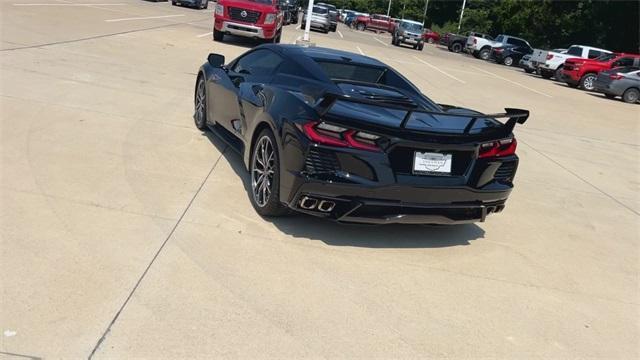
[315,92,529,136]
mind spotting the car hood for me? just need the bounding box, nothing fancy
[219,0,276,12]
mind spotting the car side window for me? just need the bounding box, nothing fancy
[587,50,602,59]
[566,46,582,56]
[613,57,634,67]
[232,49,283,78]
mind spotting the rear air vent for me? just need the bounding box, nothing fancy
[494,161,517,181]
[305,148,340,174]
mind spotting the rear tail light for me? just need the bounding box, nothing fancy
[609,74,624,80]
[300,121,382,152]
[478,138,517,158]
[494,47,504,53]
[546,53,554,60]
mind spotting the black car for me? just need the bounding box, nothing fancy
[282,0,299,25]
[194,45,528,224]
[491,41,533,66]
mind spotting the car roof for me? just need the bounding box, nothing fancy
[400,19,422,25]
[270,44,387,68]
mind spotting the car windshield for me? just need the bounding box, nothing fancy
[401,22,423,32]
[313,6,328,14]
[494,35,504,43]
[315,61,386,83]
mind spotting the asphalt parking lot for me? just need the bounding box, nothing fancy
[2,1,639,358]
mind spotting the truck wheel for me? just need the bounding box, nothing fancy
[479,47,491,60]
[418,43,424,51]
[271,31,281,43]
[554,67,564,80]
[622,88,639,103]
[213,29,224,42]
[357,23,365,31]
[580,73,597,91]
[450,43,462,53]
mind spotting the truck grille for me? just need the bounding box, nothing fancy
[305,148,340,174]
[494,161,517,181]
[228,7,261,24]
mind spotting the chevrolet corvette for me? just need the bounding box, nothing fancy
[194,45,529,224]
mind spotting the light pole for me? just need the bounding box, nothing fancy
[386,0,392,17]
[457,0,467,32]
[303,0,315,42]
[422,0,429,26]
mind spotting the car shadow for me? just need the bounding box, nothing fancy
[201,131,486,248]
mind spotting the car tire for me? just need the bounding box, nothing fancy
[579,73,597,91]
[171,0,176,5]
[540,70,553,79]
[554,67,564,81]
[418,43,424,51]
[250,129,288,217]
[194,76,208,130]
[622,88,639,103]
[213,29,224,42]
[357,23,365,31]
[479,47,491,60]
[450,42,462,53]
[271,31,281,43]
[502,56,514,66]
[524,68,534,74]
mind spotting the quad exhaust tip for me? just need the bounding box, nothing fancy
[299,196,335,212]
[317,200,335,212]
[299,196,318,210]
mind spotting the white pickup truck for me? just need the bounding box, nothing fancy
[531,45,611,80]
[465,34,530,61]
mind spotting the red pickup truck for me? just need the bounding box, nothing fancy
[562,53,640,91]
[354,14,395,33]
[213,0,283,43]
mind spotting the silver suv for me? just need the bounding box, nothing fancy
[302,5,331,34]
[392,20,424,51]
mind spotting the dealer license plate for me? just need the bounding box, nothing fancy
[413,151,452,174]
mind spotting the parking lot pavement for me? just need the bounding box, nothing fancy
[1,2,638,358]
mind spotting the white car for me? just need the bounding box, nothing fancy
[466,34,531,61]
[532,45,611,80]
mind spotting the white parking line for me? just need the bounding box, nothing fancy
[373,37,388,47]
[356,46,365,55]
[470,65,553,98]
[196,32,212,38]
[13,3,126,5]
[105,14,185,22]
[295,24,301,30]
[413,56,466,84]
[337,30,343,38]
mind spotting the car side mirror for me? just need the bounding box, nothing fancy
[207,53,225,68]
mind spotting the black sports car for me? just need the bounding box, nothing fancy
[194,45,528,224]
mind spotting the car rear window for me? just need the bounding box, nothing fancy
[313,6,328,14]
[315,61,386,83]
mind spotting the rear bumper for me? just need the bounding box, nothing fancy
[288,181,510,224]
[214,19,277,39]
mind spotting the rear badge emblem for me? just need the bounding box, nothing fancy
[240,10,248,17]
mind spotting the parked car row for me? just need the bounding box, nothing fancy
[440,30,639,104]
